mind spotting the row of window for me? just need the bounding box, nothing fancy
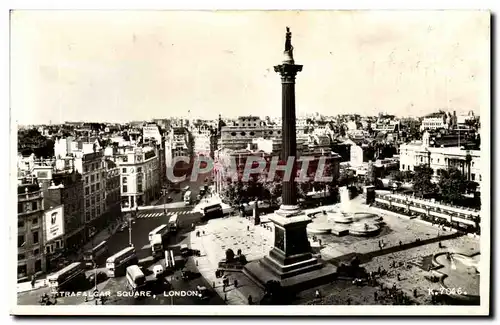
[83,161,104,173]
[18,201,39,214]
[85,192,105,208]
[18,260,43,276]
[121,167,143,174]
[84,204,105,222]
[18,231,39,247]
[18,217,38,228]
[85,171,105,185]
[122,184,143,193]
[401,164,480,181]
[85,182,105,195]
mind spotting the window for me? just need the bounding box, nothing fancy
[91,184,95,192]
[90,174,95,182]
[472,161,475,167]
[96,195,100,203]
[122,177,128,184]
[471,173,476,181]
[85,176,89,184]
[402,164,405,170]
[85,211,91,221]
[96,183,100,190]
[96,174,99,181]
[437,158,440,163]
[35,260,42,272]
[55,241,61,249]
[102,193,105,200]
[420,157,423,162]
[18,235,25,247]
[84,166,88,173]
[137,167,142,173]
[122,185,128,193]
[18,220,24,228]
[18,254,25,261]
[122,168,127,173]
[85,187,90,195]
[92,209,96,218]
[138,184,143,192]
[31,201,38,211]
[18,203,23,214]
[91,197,96,205]
[18,265,27,277]
[33,231,39,244]
[33,248,40,256]
[32,217,38,225]
[96,206,101,216]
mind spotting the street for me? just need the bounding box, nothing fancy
[18,172,224,305]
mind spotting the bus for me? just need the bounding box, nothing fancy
[82,241,108,269]
[184,191,192,204]
[148,224,169,242]
[150,234,164,259]
[201,203,223,221]
[47,262,85,294]
[106,246,138,277]
[168,214,179,233]
[126,265,146,292]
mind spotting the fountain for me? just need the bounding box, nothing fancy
[306,186,381,236]
[329,187,354,224]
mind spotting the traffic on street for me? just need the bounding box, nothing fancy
[18,172,224,305]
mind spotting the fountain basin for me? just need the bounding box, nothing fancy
[306,223,332,234]
[348,223,381,236]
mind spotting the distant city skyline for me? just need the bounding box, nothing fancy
[11,11,489,125]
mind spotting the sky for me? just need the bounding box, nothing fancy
[10,10,490,125]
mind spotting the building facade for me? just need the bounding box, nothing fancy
[17,181,46,280]
[118,146,161,209]
[43,171,85,265]
[74,151,106,239]
[105,159,122,221]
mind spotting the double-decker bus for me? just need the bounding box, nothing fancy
[201,203,223,221]
[82,241,108,269]
[47,262,85,294]
[106,246,138,277]
[168,214,179,233]
[148,224,169,242]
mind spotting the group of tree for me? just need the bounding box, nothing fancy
[18,128,54,158]
[408,164,479,207]
[219,164,340,208]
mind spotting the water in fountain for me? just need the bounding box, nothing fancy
[339,186,352,214]
[332,186,354,224]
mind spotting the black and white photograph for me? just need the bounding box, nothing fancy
[9,9,490,316]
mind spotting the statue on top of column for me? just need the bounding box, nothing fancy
[283,27,294,64]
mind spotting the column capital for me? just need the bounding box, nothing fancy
[274,64,303,83]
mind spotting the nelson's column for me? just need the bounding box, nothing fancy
[244,28,337,291]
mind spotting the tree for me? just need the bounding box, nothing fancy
[338,168,356,187]
[438,167,468,204]
[365,162,376,186]
[412,164,436,197]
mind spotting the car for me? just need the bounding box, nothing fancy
[196,285,210,300]
[153,265,164,278]
[118,223,128,232]
[87,271,108,285]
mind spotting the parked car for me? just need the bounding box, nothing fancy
[153,265,164,278]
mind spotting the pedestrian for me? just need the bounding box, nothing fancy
[247,225,250,231]
[413,288,417,298]
[31,275,36,289]
[347,298,352,305]
[318,239,322,246]
[248,295,253,305]
[315,289,321,299]
[399,240,402,246]
[202,231,205,235]
[374,291,378,301]
[234,279,238,288]
[213,281,215,288]
[223,283,226,292]
[397,273,401,281]
[224,293,227,301]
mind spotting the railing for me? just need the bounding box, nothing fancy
[18,191,42,201]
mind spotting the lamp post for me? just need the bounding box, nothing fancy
[128,212,133,247]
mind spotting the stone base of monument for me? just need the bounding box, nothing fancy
[243,205,338,292]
